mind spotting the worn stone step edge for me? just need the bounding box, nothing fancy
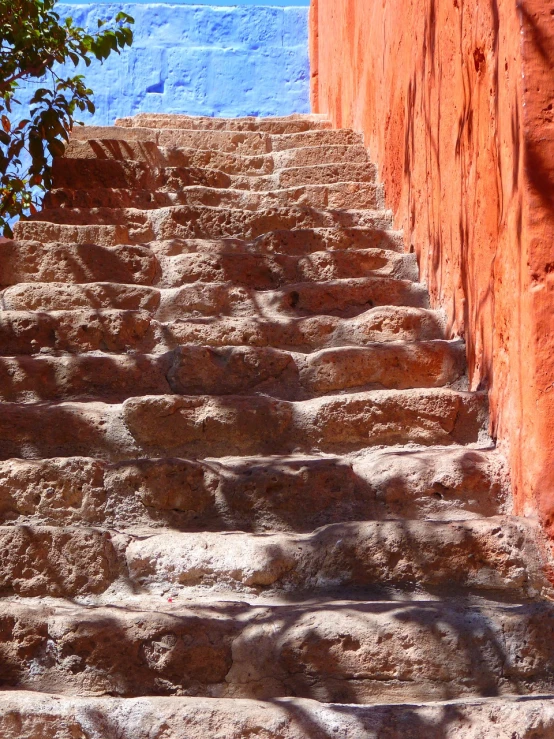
[1,598,554,703]
[64,139,371,174]
[14,207,395,244]
[0,277,431,318]
[0,243,415,289]
[45,181,385,212]
[116,112,333,133]
[0,446,508,531]
[0,388,489,460]
[1,692,553,739]
[0,306,447,356]
[0,341,466,403]
[0,516,545,600]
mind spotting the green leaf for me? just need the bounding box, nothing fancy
[0,0,133,235]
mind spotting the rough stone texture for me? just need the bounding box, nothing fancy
[1,599,554,702]
[310,0,554,542]
[0,448,508,531]
[0,515,546,600]
[125,516,549,598]
[0,693,554,739]
[1,113,552,729]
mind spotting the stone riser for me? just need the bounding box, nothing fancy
[0,341,465,403]
[0,388,487,461]
[0,306,446,356]
[0,600,553,702]
[1,243,415,289]
[0,447,507,530]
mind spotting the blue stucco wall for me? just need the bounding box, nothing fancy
[18,4,311,124]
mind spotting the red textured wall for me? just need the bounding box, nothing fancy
[311,0,554,538]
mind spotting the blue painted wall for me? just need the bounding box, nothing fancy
[18,4,311,124]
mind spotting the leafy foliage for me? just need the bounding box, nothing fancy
[0,0,133,236]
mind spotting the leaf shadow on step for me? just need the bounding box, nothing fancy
[0,352,171,404]
[191,446,503,534]
[0,239,158,288]
[22,598,546,739]
[0,400,125,461]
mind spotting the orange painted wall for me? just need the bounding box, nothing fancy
[311,0,554,537]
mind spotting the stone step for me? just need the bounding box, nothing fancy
[1,693,553,739]
[0,241,417,289]
[17,206,394,246]
[0,306,446,355]
[149,228,405,255]
[233,162,377,189]
[51,158,232,190]
[1,278,429,318]
[0,388,487,460]
[0,309,157,355]
[64,140,371,175]
[0,516,546,600]
[15,210,395,246]
[45,181,384,212]
[0,341,465,402]
[116,112,333,133]
[125,516,547,598]
[0,447,507,530]
[70,126,363,154]
[1,598,553,702]
[0,241,160,287]
[7,227,404,259]
[51,159,375,192]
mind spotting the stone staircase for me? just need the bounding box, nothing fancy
[1,113,553,737]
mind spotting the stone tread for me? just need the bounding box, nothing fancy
[0,447,508,530]
[50,159,377,191]
[64,139,372,174]
[116,112,334,133]
[0,242,417,288]
[69,125,364,153]
[0,388,488,460]
[0,277,431,319]
[0,340,466,402]
[0,598,554,702]
[0,306,447,355]
[0,515,545,599]
[2,692,554,739]
[17,206,395,247]
[44,181,384,211]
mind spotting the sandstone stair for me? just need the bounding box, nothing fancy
[1,113,553,738]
